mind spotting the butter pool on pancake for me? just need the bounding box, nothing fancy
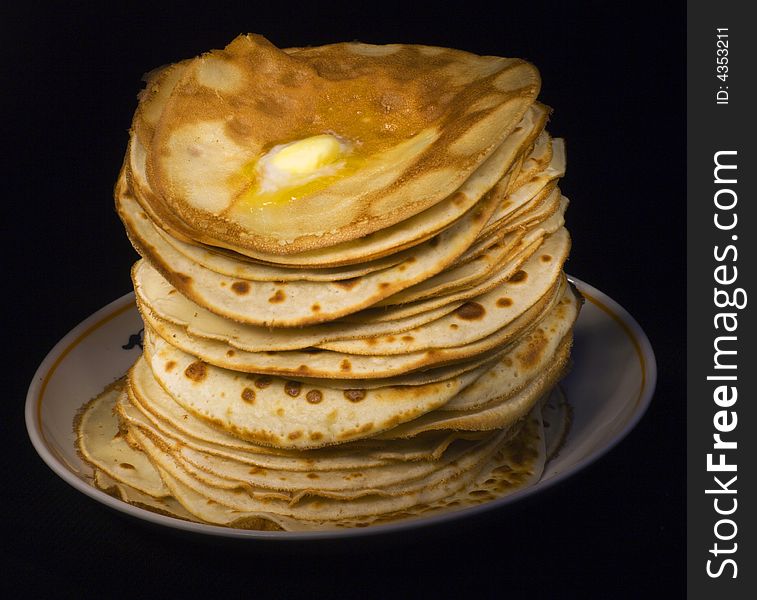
[73,34,584,530]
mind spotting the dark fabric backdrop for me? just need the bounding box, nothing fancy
[2,1,685,597]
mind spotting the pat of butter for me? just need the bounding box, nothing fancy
[269,134,342,176]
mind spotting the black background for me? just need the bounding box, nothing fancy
[2,1,685,597]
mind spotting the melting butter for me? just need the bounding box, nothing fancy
[269,134,342,176]
[235,133,353,208]
[249,133,351,203]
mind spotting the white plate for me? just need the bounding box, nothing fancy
[25,277,656,540]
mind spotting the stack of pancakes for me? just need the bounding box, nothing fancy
[77,35,581,530]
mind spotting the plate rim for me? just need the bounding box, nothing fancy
[25,275,657,541]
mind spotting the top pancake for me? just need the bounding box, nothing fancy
[143,34,540,254]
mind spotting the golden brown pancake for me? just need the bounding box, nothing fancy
[142,35,541,254]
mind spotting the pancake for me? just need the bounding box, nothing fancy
[93,469,202,523]
[126,363,488,466]
[74,34,583,530]
[138,342,489,449]
[75,381,169,498]
[117,392,494,499]
[133,219,566,358]
[345,227,569,323]
[81,383,552,530]
[140,276,563,380]
[133,259,465,352]
[512,130,553,187]
[129,423,509,521]
[119,179,502,326]
[441,291,580,412]
[136,282,575,450]
[146,122,551,278]
[374,195,567,307]
[142,35,540,254]
[316,240,567,355]
[376,336,572,439]
[126,106,546,267]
